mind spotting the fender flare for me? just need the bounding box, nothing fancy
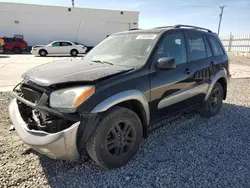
[204,68,228,101]
[91,90,150,126]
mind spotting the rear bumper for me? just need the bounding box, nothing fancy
[9,98,80,161]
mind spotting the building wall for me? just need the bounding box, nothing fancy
[0,2,139,46]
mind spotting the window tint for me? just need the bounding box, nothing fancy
[4,38,14,42]
[61,42,72,46]
[52,42,60,47]
[156,33,187,65]
[208,35,224,56]
[204,36,213,57]
[186,33,206,61]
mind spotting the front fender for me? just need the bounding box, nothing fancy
[91,90,150,126]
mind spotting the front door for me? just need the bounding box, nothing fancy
[149,30,198,122]
[47,41,60,54]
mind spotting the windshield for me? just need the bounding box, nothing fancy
[84,33,158,67]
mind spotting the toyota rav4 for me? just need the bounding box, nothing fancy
[9,25,230,169]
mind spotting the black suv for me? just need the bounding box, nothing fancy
[9,25,230,169]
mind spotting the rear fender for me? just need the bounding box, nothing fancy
[204,68,228,101]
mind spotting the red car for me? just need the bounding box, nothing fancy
[1,37,28,54]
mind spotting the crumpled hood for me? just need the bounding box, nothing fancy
[22,58,132,86]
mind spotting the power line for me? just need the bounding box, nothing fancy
[217,5,226,36]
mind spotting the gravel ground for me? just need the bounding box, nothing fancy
[1,78,250,188]
[229,54,250,65]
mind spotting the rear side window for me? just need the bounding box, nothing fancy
[207,35,224,56]
[204,36,213,57]
[61,42,72,46]
[186,33,206,61]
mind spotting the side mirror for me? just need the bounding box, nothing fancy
[156,57,176,70]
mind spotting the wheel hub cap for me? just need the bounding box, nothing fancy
[106,121,135,157]
[210,88,221,110]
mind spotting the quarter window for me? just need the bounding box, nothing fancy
[156,33,187,65]
[208,35,224,56]
[186,33,206,61]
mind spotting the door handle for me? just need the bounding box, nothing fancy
[184,68,190,74]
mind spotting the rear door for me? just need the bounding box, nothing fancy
[61,41,73,54]
[183,31,213,103]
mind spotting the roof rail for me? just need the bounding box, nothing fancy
[173,25,212,33]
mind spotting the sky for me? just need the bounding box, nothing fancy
[1,0,250,36]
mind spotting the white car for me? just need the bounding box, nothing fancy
[31,40,87,56]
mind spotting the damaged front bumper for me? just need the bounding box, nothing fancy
[9,98,80,161]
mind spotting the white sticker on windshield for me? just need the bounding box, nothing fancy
[136,35,157,40]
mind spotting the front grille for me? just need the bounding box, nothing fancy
[20,85,43,104]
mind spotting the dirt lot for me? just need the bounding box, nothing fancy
[0,54,83,92]
[1,56,250,187]
[228,54,250,66]
[0,54,250,91]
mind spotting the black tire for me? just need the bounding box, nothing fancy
[70,49,78,57]
[13,47,22,54]
[200,82,224,117]
[39,49,47,57]
[86,106,143,169]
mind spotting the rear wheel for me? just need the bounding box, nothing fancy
[13,47,22,54]
[200,82,223,117]
[39,49,47,57]
[86,106,143,169]
[70,49,78,57]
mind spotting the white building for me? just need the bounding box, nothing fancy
[0,2,139,47]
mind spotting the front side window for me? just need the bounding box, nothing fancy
[186,33,206,61]
[52,42,60,47]
[84,33,158,67]
[156,33,187,65]
[208,35,224,56]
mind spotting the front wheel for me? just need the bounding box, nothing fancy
[39,49,47,57]
[86,106,143,169]
[200,82,224,117]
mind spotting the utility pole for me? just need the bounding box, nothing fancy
[217,5,226,36]
[72,0,75,7]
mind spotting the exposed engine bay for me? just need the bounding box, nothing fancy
[15,83,76,133]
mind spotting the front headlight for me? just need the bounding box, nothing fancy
[50,86,95,112]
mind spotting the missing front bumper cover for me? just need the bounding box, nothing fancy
[9,99,80,161]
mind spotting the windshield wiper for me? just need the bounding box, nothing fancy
[92,60,114,65]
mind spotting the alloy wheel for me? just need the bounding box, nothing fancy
[106,121,135,157]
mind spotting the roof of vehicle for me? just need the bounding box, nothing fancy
[51,40,73,43]
[114,24,216,35]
